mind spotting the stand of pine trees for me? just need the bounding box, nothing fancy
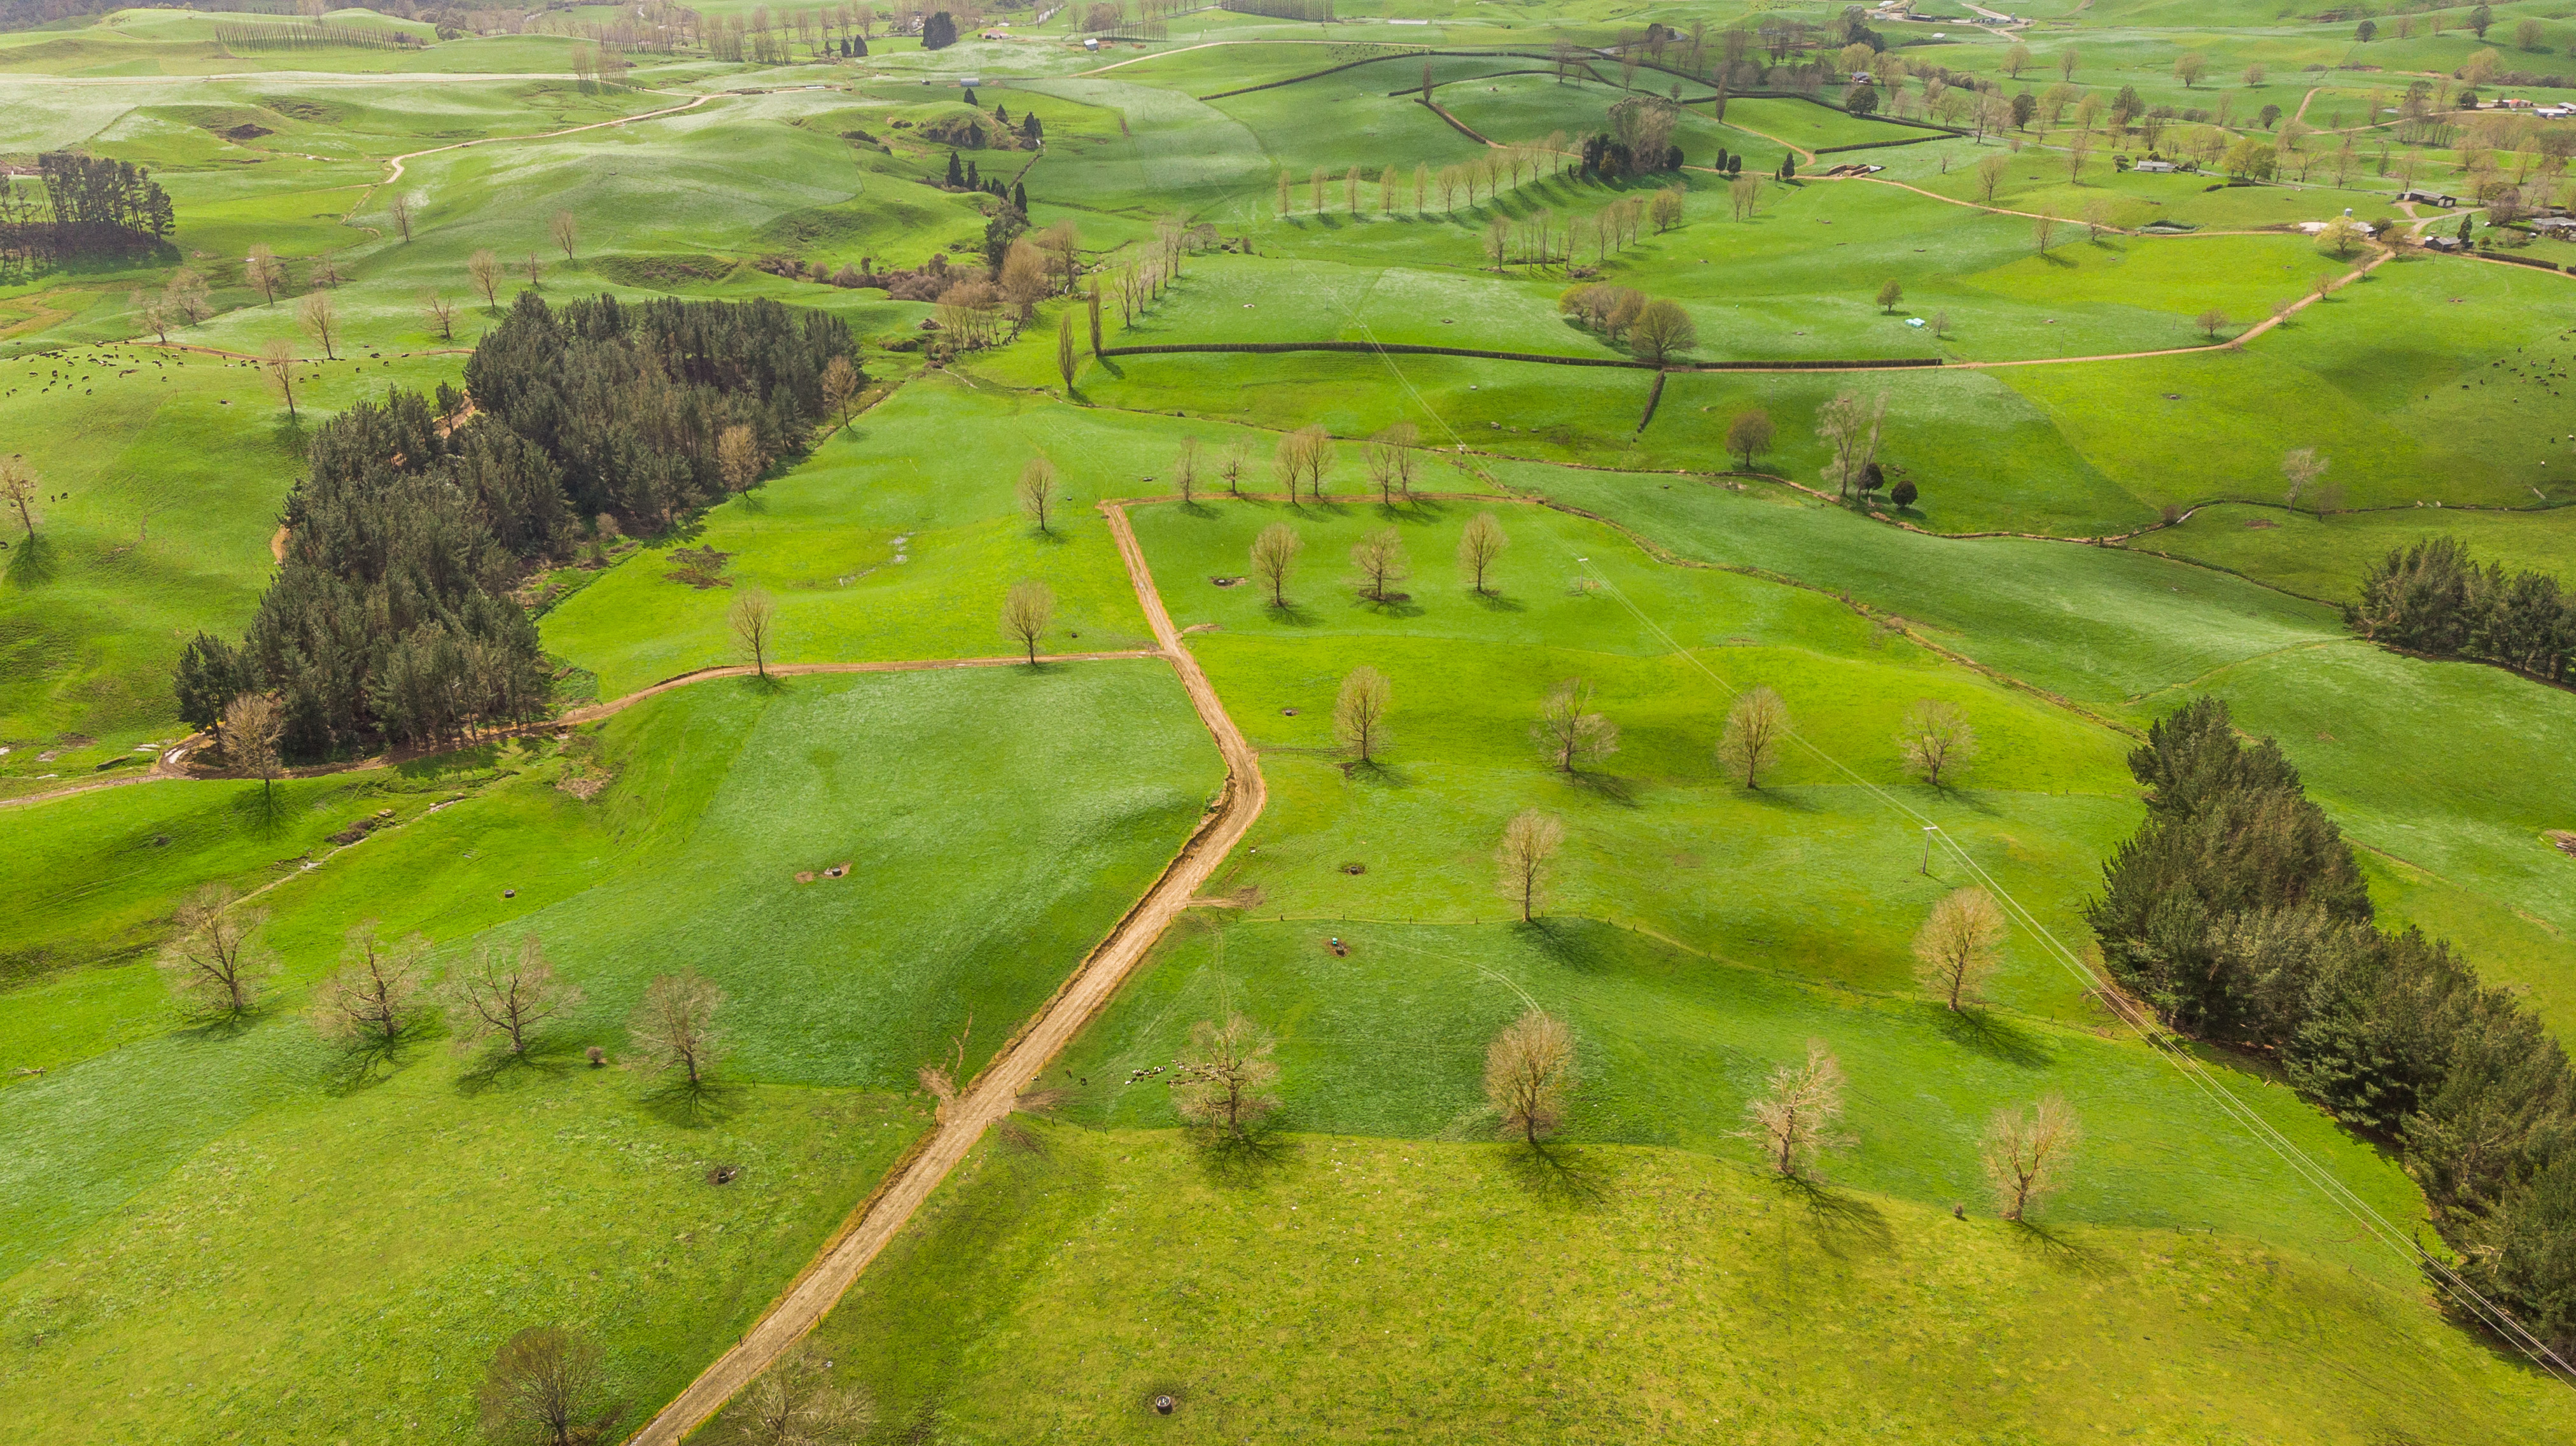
[0,152,175,279]
[2350,536,2576,685]
[178,293,858,760]
[2089,696,2576,1356]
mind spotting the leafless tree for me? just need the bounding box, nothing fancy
[1815,391,1887,500]
[421,290,457,342]
[246,242,285,305]
[1333,664,1392,763]
[309,251,344,288]
[1534,677,1618,773]
[1171,436,1201,503]
[157,885,278,1018]
[1221,437,1249,496]
[297,288,340,361]
[1726,411,1775,470]
[1173,1013,1282,1139]
[0,455,37,537]
[1737,1038,1850,1177]
[163,267,212,325]
[477,1324,615,1446]
[820,355,860,432]
[386,190,417,242]
[1457,510,1508,594]
[2033,213,2059,253]
[448,934,582,1058]
[1350,527,1410,603]
[1485,1007,1576,1145]
[717,425,764,498]
[1270,427,1308,498]
[2195,307,2230,341]
[551,209,578,262]
[1250,523,1301,608]
[734,1347,875,1446]
[1716,685,1788,788]
[1294,423,1334,501]
[223,690,286,797]
[261,339,300,420]
[1982,1095,2081,1220]
[1914,886,2008,1011]
[2281,447,2330,511]
[1495,808,1564,922]
[469,248,503,310]
[522,251,545,286]
[1000,579,1056,663]
[730,588,777,678]
[1897,698,1978,787]
[1363,421,1419,505]
[1018,457,1060,533]
[1975,151,2010,203]
[629,970,727,1086]
[311,921,431,1046]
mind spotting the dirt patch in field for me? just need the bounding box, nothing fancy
[2549,830,2576,858]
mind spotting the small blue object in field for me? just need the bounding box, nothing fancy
[1907,318,1926,328]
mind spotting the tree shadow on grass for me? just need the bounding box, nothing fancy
[397,738,502,780]
[3,531,57,587]
[1341,757,1414,789]
[737,671,792,696]
[1738,784,1821,813]
[1028,524,1072,547]
[2008,1218,2120,1279]
[1193,1115,1302,1188]
[1350,591,1427,620]
[1514,916,1614,973]
[1933,1005,2055,1069]
[453,1039,583,1097]
[1264,599,1322,628]
[640,1074,744,1128]
[1562,768,1642,807]
[1497,1139,1616,1207]
[1775,1174,1896,1259]
[319,1030,426,1096]
[1468,589,1527,614]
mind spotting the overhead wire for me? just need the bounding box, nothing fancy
[1319,282,2576,1384]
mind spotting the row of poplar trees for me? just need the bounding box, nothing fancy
[177,293,858,759]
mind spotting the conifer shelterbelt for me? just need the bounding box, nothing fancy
[176,293,859,759]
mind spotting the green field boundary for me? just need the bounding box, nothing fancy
[1097,340,1945,371]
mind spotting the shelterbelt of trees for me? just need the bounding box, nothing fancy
[177,293,859,759]
[2090,698,2576,1352]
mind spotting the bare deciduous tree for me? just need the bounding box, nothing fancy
[2281,447,2330,511]
[1173,1013,1282,1139]
[1496,808,1564,922]
[2195,307,2229,340]
[730,587,776,678]
[1000,579,1056,663]
[421,290,456,342]
[157,885,278,1018]
[522,251,545,287]
[0,454,38,537]
[1250,522,1301,608]
[1485,1007,1576,1145]
[552,209,579,262]
[449,935,582,1058]
[468,248,503,310]
[1816,390,1887,501]
[1170,436,1201,503]
[1913,886,2008,1011]
[734,1347,875,1446]
[1363,421,1418,505]
[1982,1094,2081,1220]
[629,970,726,1086]
[477,1324,615,1446]
[311,921,431,1046]
[296,288,339,361]
[261,338,300,420]
[717,425,763,496]
[820,355,860,432]
[1897,698,1978,787]
[246,242,285,305]
[386,190,417,242]
[1457,510,1508,594]
[1333,664,1394,763]
[222,690,286,797]
[1350,527,1410,603]
[1294,423,1334,501]
[1716,685,1788,788]
[1018,456,1060,533]
[1737,1038,1850,1177]
[1534,677,1618,773]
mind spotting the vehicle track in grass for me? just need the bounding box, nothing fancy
[620,499,1265,1446]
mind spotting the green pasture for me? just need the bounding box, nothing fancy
[763,1123,2575,1443]
[1,661,1222,1442]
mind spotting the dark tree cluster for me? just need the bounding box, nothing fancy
[2088,696,2576,1354]
[0,151,174,279]
[179,292,859,759]
[463,291,857,524]
[2349,535,2575,684]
